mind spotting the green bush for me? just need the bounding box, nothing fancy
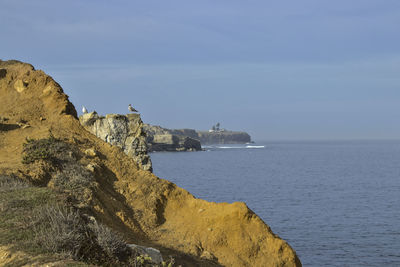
[22,135,60,164]
[22,134,80,164]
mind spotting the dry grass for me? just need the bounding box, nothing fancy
[0,174,30,192]
[12,136,175,266]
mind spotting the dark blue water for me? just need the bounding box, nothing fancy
[151,141,400,266]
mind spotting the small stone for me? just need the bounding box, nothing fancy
[198,208,205,213]
[128,244,163,264]
[84,148,97,157]
[86,163,98,173]
[200,250,217,261]
[42,85,53,94]
[14,80,28,92]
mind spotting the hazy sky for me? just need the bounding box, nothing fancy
[1,0,400,140]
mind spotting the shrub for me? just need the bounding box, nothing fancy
[22,134,79,164]
[21,135,95,204]
[33,205,92,260]
[53,163,92,190]
[89,222,131,263]
[22,135,59,164]
[32,205,137,265]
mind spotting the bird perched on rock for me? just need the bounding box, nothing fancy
[82,106,88,114]
[128,104,138,113]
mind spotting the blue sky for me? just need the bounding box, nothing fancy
[1,0,400,140]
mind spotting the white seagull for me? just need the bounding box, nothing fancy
[82,106,88,114]
[128,104,138,113]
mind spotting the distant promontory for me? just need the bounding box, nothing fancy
[144,123,251,151]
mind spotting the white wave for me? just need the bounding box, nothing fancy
[246,145,265,149]
[205,145,266,149]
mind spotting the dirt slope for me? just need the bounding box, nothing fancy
[0,60,301,267]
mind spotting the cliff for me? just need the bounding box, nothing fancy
[0,60,301,267]
[144,124,251,146]
[197,131,251,144]
[79,112,152,171]
[143,124,202,152]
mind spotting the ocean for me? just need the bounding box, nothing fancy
[151,141,400,266]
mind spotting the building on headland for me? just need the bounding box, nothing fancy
[145,123,251,146]
[209,122,227,133]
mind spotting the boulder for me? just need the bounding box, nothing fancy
[128,244,163,264]
[79,112,152,172]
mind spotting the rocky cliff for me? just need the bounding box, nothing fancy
[79,112,152,171]
[0,60,301,267]
[143,124,202,152]
[144,124,251,146]
[197,130,251,144]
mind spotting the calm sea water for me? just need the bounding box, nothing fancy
[151,141,400,266]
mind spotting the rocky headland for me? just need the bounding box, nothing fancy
[197,130,251,145]
[143,124,202,152]
[80,119,251,154]
[144,124,251,150]
[0,60,301,266]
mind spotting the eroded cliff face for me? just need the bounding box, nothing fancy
[0,60,301,267]
[197,131,251,144]
[143,124,202,152]
[144,124,252,146]
[79,112,152,171]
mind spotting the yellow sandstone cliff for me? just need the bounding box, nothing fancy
[0,60,301,266]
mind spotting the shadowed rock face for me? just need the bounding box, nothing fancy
[144,124,202,152]
[0,60,301,267]
[79,112,152,172]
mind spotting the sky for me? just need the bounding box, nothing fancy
[1,0,400,140]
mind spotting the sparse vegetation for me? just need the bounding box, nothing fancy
[32,204,177,266]
[0,138,177,266]
[0,175,80,265]
[21,135,96,204]
[0,174,30,192]
[22,134,61,164]
[0,175,170,266]
[32,204,133,265]
[33,205,95,261]
[90,221,132,262]
[52,162,95,204]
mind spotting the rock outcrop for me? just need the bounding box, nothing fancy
[0,60,301,267]
[144,124,251,146]
[197,130,251,144]
[79,112,152,171]
[143,124,202,152]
